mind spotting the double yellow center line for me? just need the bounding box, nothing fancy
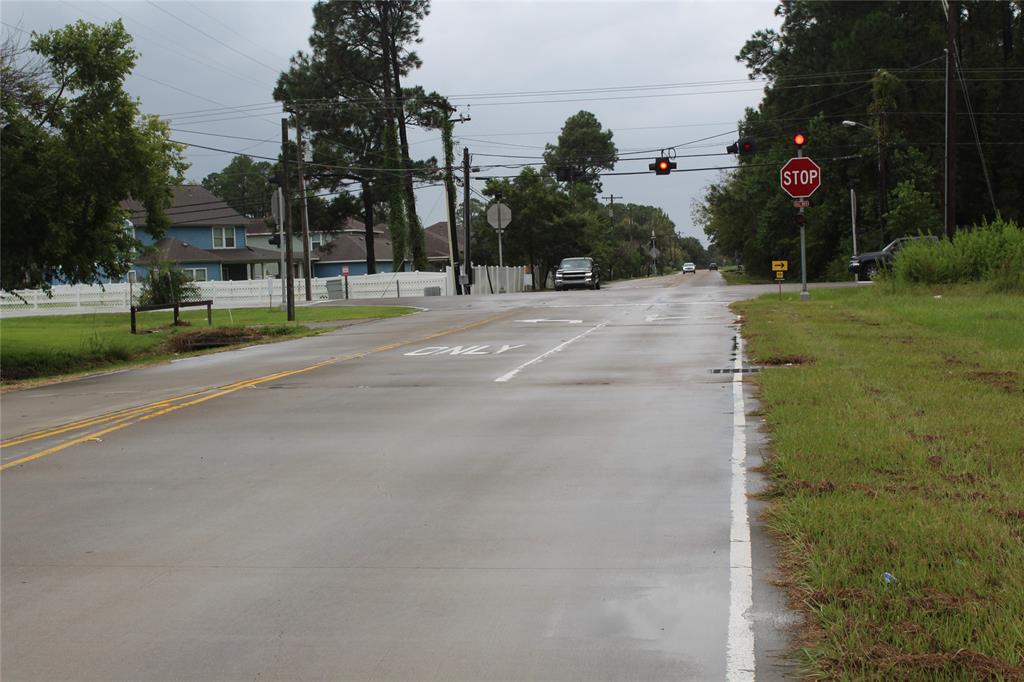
[1,311,514,472]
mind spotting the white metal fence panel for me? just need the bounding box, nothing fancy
[2,271,463,315]
[325,271,451,300]
[469,265,526,295]
[1,283,131,311]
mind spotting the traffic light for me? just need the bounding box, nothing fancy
[269,233,281,246]
[793,132,807,148]
[726,137,757,155]
[649,157,676,175]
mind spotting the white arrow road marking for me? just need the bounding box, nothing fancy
[515,319,583,324]
[495,322,607,383]
[645,315,692,322]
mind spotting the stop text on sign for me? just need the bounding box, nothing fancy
[782,169,818,185]
[779,157,822,198]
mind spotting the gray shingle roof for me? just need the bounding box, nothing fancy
[124,185,264,228]
[137,238,300,264]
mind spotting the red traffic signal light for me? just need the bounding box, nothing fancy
[793,132,807,147]
[726,137,756,155]
[649,157,676,175]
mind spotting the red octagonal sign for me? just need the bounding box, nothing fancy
[780,157,822,198]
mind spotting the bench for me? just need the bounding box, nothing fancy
[130,300,213,334]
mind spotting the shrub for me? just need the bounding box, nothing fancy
[893,219,1024,290]
[138,262,201,306]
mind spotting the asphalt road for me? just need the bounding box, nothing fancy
[2,272,800,680]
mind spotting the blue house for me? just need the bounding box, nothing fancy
[123,185,285,282]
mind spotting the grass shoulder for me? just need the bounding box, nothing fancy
[0,305,415,386]
[735,285,1024,679]
[720,266,775,285]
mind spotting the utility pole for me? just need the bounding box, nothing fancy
[945,1,959,239]
[878,110,888,249]
[280,118,295,322]
[602,194,622,221]
[296,118,312,301]
[850,182,859,282]
[463,146,473,294]
[649,229,657,277]
[441,110,469,294]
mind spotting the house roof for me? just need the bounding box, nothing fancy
[136,238,220,264]
[247,215,368,236]
[124,185,264,229]
[209,246,289,263]
[240,217,461,264]
[423,221,463,261]
[137,238,301,265]
[315,228,394,263]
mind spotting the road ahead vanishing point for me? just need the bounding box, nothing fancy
[2,273,794,681]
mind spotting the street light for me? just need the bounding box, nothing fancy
[843,119,887,248]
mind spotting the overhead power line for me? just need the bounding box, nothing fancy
[145,1,282,74]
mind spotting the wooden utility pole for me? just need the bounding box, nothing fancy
[945,0,958,238]
[463,146,472,294]
[296,119,312,301]
[281,118,295,321]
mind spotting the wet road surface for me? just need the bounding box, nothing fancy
[2,272,800,680]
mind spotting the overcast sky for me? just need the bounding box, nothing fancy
[2,0,781,245]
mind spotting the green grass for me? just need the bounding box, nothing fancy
[0,306,413,382]
[735,285,1024,680]
[719,265,776,285]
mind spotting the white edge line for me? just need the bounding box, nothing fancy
[727,330,756,681]
[494,322,607,383]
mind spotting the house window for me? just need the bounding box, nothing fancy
[311,232,323,249]
[212,226,235,248]
[181,268,208,282]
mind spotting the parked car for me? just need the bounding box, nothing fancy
[849,235,940,278]
[682,262,696,274]
[708,262,718,271]
[554,257,600,290]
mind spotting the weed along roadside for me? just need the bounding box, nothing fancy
[733,285,1024,679]
[0,306,414,384]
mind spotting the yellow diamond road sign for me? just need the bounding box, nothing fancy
[772,260,789,272]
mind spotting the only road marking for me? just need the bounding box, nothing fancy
[404,344,525,357]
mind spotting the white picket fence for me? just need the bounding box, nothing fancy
[0,266,527,315]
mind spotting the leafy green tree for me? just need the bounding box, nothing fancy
[275,0,440,272]
[1,20,187,289]
[201,155,274,218]
[886,181,942,238]
[699,1,1024,278]
[542,110,617,194]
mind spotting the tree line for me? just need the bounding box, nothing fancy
[696,1,1024,279]
[1,1,707,289]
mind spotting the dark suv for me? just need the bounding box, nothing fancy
[849,235,939,278]
[554,257,600,290]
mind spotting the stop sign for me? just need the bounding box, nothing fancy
[780,157,822,198]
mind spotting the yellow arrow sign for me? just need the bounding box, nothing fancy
[772,260,789,272]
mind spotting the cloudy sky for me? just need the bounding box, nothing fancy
[2,1,781,244]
